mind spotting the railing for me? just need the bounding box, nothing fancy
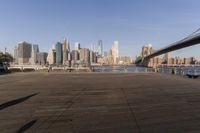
[8,65,92,72]
[93,66,154,73]
[156,65,200,78]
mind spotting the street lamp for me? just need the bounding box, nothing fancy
[4,47,7,63]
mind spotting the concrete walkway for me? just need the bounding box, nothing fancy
[0,72,200,133]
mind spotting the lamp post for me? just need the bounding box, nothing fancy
[4,47,7,63]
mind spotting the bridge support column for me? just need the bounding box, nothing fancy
[142,58,155,68]
[142,58,150,67]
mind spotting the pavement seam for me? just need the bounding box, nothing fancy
[121,88,141,133]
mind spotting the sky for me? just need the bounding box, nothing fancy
[0,0,200,59]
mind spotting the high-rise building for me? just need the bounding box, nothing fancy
[17,41,32,64]
[75,42,80,51]
[112,41,119,64]
[80,48,90,63]
[47,47,56,65]
[90,51,94,63]
[37,52,48,65]
[184,57,196,64]
[164,52,172,64]
[62,38,70,64]
[98,40,103,56]
[71,50,79,61]
[55,42,63,65]
[31,44,39,64]
[68,53,71,61]
[66,38,70,52]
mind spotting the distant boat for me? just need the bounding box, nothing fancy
[186,69,200,78]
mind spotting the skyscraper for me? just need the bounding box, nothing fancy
[98,40,103,56]
[17,41,32,64]
[55,42,63,65]
[71,50,79,61]
[90,50,94,63]
[31,44,39,64]
[37,52,48,65]
[164,52,172,64]
[47,47,56,65]
[80,48,90,63]
[112,41,119,64]
[62,38,70,64]
[75,42,80,51]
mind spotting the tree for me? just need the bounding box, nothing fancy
[0,51,13,63]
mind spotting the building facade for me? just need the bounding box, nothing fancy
[37,52,48,65]
[47,47,56,65]
[31,44,39,64]
[17,41,32,65]
[62,38,70,65]
[55,42,63,65]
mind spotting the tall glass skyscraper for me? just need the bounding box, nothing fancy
[98,40,103,56]
[55,42,63,65]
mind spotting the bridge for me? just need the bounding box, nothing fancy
[137,29,200,67]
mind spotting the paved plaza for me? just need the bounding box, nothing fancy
[1,72,200,133]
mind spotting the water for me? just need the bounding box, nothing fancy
[93,65,154,73]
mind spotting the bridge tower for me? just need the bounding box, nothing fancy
[141,44,153,67]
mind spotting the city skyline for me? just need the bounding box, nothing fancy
[12,38,130,66]
[1,0,200,58]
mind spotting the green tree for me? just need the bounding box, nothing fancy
[0,52,13,63]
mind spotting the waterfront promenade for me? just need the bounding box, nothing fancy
[1,72,200,133]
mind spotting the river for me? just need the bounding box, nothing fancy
[93,65,154,73]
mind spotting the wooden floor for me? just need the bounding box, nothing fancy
[1,72,200,133]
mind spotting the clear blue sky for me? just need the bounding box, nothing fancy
[0,0,200,58]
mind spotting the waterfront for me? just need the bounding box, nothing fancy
[1,72,200,132]
[3,64,200,80]
[93,65,154,73]
[157,65,200,77]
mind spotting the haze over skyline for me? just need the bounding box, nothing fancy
[0,0,200,58]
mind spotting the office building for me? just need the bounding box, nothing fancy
[71,50,79,61]
[164,52,172,64]
[75,42,81,51]
[17,41,32,64]
[37,52,48,65]
[80,48,90,63]
[31,44,39,64]
[98,40,103,56]
[90,51,94,63]
[111,41,119,64]
[47,47,56,65]
[55,42,63,65]
[62,38,70,64]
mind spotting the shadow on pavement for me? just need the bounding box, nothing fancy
[0,93,39,110]
[16,119,37,133]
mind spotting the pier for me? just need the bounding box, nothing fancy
[1,72,200,132]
